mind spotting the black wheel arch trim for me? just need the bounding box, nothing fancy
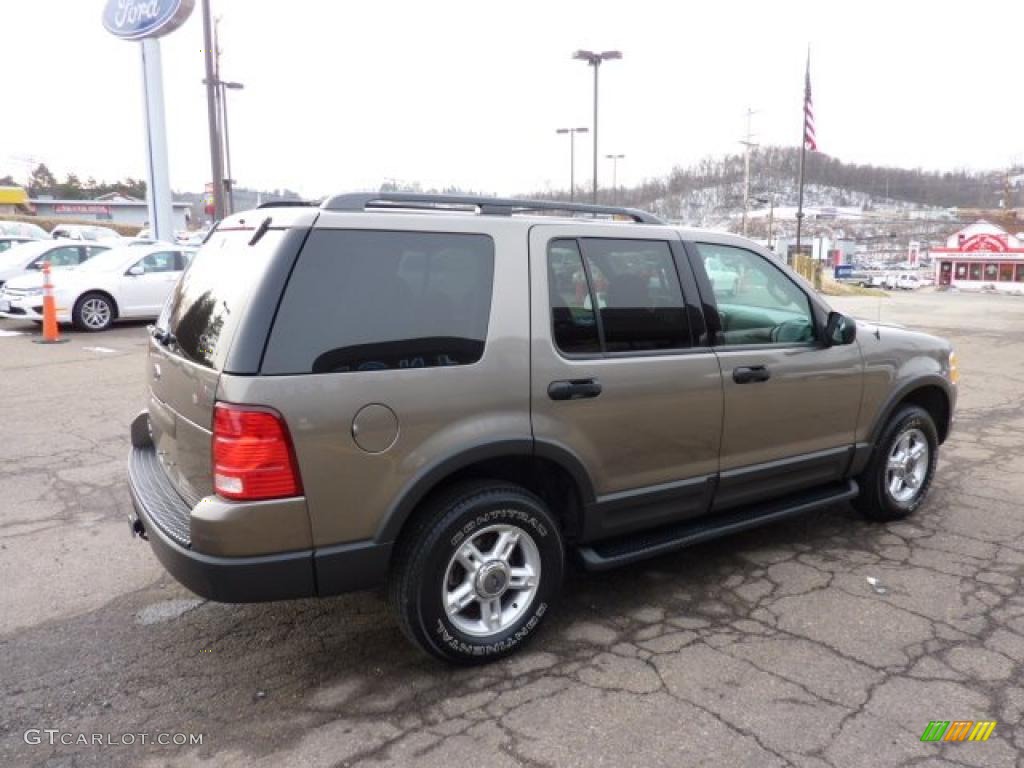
[866,375,954,450]
[374,438,596,544]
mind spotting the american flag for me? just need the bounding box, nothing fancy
[803,55,817,152]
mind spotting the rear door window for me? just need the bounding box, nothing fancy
[262,230,495,374]
[547,237,691,355]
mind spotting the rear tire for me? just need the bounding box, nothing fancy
[855,405,938,521]
[73,292,114,332]
[388,480,564,664]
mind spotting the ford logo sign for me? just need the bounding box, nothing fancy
[102,0,196,41]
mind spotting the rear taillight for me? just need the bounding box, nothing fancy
[212,403,302,501]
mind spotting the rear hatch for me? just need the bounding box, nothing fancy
[146,210,314,503]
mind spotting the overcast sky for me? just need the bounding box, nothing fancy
[3,0,1022,198]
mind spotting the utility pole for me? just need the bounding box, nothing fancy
[740,107,758,237]
[199,0,224,222]
[201,0,225,221]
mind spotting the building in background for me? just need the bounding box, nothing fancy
[933,220,1024,292]
[0,186,32,216]
[28,193,191,229]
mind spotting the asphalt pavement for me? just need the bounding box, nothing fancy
[1,291,1023,767]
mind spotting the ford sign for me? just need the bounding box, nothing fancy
[102,0,196,41]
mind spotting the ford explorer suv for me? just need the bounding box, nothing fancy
[127,193,957,664]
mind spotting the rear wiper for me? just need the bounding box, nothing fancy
[248,216,272,246]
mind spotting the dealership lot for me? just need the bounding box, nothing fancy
[2,292,1023,767]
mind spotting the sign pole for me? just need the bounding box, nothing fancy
[139,38,174,241]
[103,0,195,238]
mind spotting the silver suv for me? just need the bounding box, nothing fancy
[128,193,957,663]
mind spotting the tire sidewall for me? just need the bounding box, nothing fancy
[416,493,563,663]
[74,293,113,332]
[874,408,938,517]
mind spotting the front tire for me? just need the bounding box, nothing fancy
[73,292,114,332]
[855,405,938,521]
[388,480,564,664]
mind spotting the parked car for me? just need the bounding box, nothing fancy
[0,240,109,290]
[894,274,924,290]
[51,224,122,241]
[0,244,192,330]
[0,235,38,254]
[0,221,48,239]
[127,194,957,664]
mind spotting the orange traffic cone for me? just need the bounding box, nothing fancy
[33,261,69,345]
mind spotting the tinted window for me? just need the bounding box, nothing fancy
[695,243,815,346]
[580,239,690,352]
[263,230,495,374]
[548,239,601,354]
[161,229,285,369]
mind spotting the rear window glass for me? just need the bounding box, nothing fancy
[262,230,494,374]
[161,229,284,369]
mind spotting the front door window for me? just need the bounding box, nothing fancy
[695,243,815,345]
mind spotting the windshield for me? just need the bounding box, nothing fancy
[73,246,136,272]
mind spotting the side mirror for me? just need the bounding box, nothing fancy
[825,311,857,346]
[127,264,144,276]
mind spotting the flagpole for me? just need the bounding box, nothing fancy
[795,48,809,265]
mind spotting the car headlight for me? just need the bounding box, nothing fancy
[948,350,959,385]
[22,288,43,297]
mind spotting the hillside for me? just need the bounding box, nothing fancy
[539,147,1021,238]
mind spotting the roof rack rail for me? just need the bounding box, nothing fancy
[256,200,318,209]
[319,192,664,224]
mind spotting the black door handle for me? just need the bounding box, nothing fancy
[733,365,771,384]
[548,378,602,401]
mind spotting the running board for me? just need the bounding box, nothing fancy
[577,479,859,571]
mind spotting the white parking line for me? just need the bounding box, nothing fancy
[0,329,25,337]
[83,346,118,354]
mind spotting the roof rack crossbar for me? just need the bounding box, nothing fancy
[320,193,663,224]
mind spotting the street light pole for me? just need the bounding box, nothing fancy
[201,0,225,222]
[605,153,624,204]
[573,49,621,204]
[556,127,588,201]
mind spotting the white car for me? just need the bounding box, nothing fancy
[0,240,110,289]
[0,220,48,239]
[51,224,122,241]
[0,244,193,331]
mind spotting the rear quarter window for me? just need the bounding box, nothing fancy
[262,230,495,374]
[161,229,286,369]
